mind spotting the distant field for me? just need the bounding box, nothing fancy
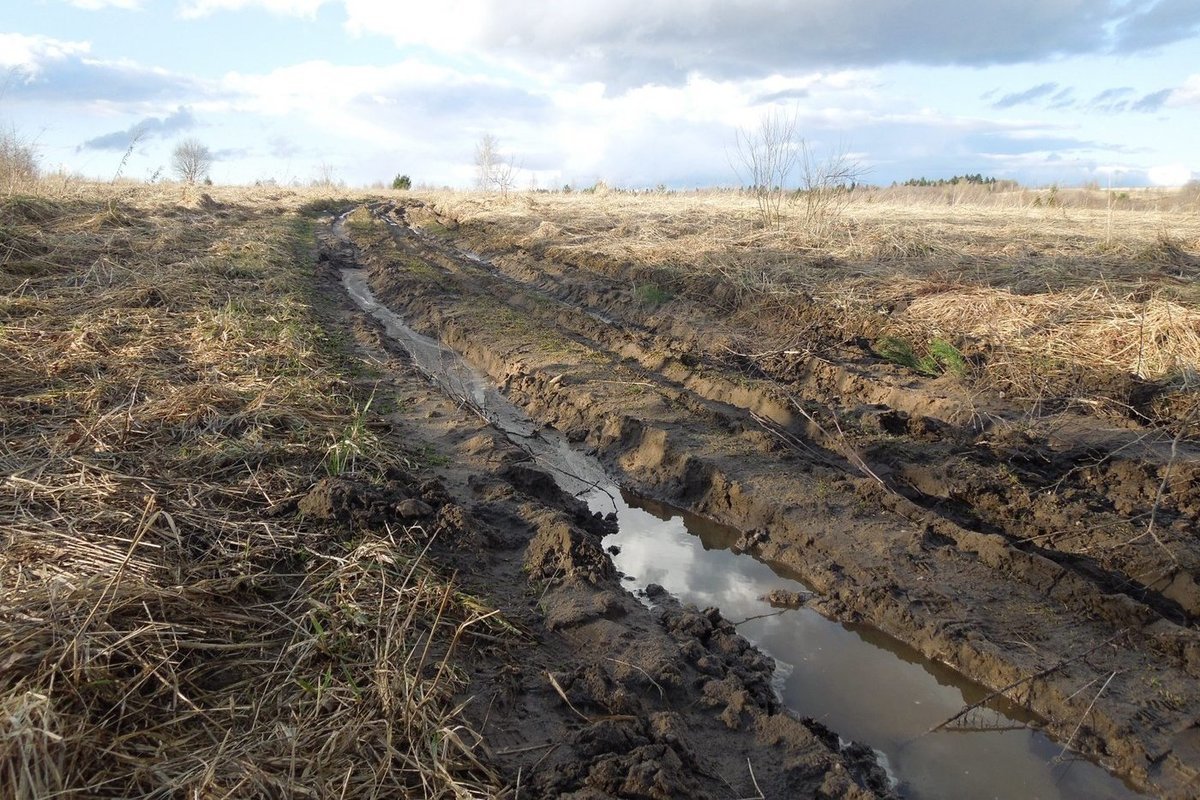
[418,185,1200,428]
[4,180,1199,797]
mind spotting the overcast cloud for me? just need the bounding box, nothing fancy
[343,0,1200,85]
[1,1,1196,187]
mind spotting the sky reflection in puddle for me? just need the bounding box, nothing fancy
[592,489,1142,800]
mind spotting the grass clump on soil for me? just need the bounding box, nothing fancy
[416,190,1200,422]
[876,336,969,378]
[0,187,502,798]
[634,281,671,308]
[324,393,376,476]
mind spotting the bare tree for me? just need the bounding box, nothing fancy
[0,126,38,193]
[475,133,498,189]
[1,71,38,192]
[474,133,518,197]
[730,108,801,228]
[171,138,213,184]
[490,157,518,198]
[796,141,866,237]
[313,161,338,189]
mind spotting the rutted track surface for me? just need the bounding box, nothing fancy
[330,201,1200,797]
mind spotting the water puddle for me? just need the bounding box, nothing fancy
[340,264,1143,800]
[597,492,1143,800]
[342,267,608,496]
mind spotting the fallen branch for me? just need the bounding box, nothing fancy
[1056,670,1119,761]
[926,629,1126,735]
[785,397,887,487]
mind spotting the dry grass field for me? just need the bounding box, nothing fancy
[0,184,504,798]
[4,178,1199,798]
[419,186,1200,425]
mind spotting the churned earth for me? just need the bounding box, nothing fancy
[323,197,1200,798]
[313,233,893,799]
[0,187,886,799]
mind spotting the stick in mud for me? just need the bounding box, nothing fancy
[1056,669,1120,762]
[924,629,1127,736]
[544,671,638,724]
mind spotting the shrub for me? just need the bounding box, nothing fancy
[0,128,39,191]
[392,174,412,190]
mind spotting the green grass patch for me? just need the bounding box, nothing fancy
[634,282,671,308]
[876,335,969,378]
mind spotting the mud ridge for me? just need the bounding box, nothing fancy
[315,215,894,799]
[335,202,1200,797]
[380,200,1200,629]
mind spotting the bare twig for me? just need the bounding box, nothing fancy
[606,657,666,703]
[745,757,766,800]
[1056,670,1120,762]
[926,630,1126,735]
[545,671,592,723]
[785,398,887,487]
[730,610,788,626]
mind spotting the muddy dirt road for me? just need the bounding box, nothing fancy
[323,200,1200,798]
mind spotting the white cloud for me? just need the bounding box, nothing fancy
[342,0,486,53]
[218,58,506,117]
[0,33,91,74]
[179,0,327,19]
[206,50,1069,188]
[1172,75,1200,106]
[212,57,551,165]
[0,37,202,107]
[1147,163,1194,186]
[66,0,142,9]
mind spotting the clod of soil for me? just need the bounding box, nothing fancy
[332,196,1200,797]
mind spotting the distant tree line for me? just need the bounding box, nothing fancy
[895,174,1017,189]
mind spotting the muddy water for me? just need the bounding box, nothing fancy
[342,268,609,495]
[598,492,1142,800]
[340,268,1143,800]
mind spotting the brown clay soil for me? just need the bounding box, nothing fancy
[324,197,1200,798]
[1,188,889,799]
[314,231,893,798]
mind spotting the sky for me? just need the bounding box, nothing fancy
[2,0,1198,189]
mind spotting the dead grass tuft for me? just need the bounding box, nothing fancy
[1,187,502,798]
[884,285,1200,385]
[417,189,1200,417]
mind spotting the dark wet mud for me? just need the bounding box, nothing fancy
[323,201,1200,797]
[604,491,1142,799]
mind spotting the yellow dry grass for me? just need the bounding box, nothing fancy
[416,188,1200,402]
[0,184,502,798]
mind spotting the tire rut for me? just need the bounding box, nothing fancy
[378,201,1199,630]
[334,202,1200,797]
